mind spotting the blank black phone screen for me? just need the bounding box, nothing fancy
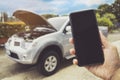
[69,10,104,66]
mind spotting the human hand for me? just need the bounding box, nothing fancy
[69,32,120,80]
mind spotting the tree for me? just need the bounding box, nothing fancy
[103,13,117,23]
[99,17,113,29]
[0,12,8,22]
[97,4,112,16]
[111,0,120,22]
[96,13,115,31]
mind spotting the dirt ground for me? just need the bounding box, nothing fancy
[0,33,120,80]
[0,48,101,80]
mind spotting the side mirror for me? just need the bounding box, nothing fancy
[66,26,71,32]
[65,26,71,34]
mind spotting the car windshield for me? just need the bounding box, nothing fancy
[48,17,68,31]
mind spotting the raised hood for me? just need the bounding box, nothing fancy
[13,10,56,31]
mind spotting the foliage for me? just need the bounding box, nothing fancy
[103,13,117,23]
[98,17,113,28]
[111,0,120,22]
[97,0,120,22]
[0,22,26,38]
[97,0,120,30]
[103,13,116,20]
[0,12,8,22]
[97,4,112,16]
[96,13,115,31]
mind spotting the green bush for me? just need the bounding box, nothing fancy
[0,22,25,38]
[98,17,113,29]
[96,13,115,31]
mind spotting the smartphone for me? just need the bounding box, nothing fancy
[69,10,104,66]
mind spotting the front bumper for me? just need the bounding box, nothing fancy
[5,47,35,64]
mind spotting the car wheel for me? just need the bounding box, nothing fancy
[37,50,60,76]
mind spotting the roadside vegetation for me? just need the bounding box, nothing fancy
[96,0,120,32]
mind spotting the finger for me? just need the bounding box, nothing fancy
[73,59,78,65]
[69,38,74,44]
[70,48,76,55]
[99,31,109,48]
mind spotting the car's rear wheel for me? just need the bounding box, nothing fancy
[37,50,60,76]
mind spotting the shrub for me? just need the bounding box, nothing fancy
[0,22,26,38]
[96,13,115,31]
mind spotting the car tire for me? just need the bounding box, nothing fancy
[37,49,60,76]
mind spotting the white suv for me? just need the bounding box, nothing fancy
[5,10,108,76]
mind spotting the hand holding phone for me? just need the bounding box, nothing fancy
[69,10,104,66]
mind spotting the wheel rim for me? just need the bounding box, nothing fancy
[44,56,57,72]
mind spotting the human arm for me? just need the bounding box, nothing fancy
[69,32,120,80]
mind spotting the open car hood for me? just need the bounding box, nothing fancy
[13,10,56,31]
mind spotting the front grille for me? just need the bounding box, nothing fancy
[10,51,19,59]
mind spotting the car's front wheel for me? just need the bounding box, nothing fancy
[37,50,60,76]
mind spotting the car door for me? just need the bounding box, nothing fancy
[62,22,73,58]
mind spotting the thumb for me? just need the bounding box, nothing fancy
[99,31,109,48]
